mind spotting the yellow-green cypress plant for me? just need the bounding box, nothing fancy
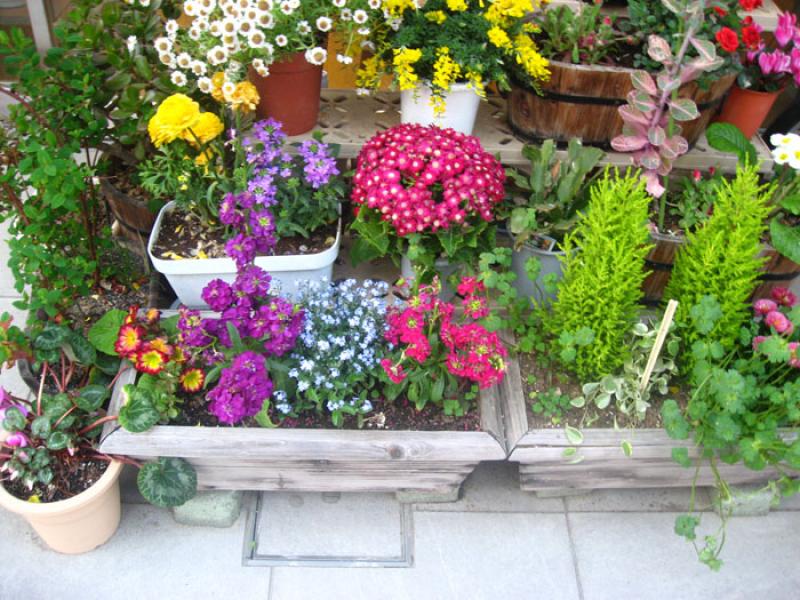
[548,168,653,380]
[664,164,774,368]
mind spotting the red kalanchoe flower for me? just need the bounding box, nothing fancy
[739,0,763,11]
[713,6,727,17]
[771,286,798,307]
[115,325,145,357]
[179,368,206,393]
[135,344,169,374]
[716,27,739,53]
[742,24,762,50]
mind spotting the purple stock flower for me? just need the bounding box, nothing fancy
[219,193,243,227]
[207,351,274,424]
[202,279,235,312]
[233,265,272,297]
[225,233,258,269]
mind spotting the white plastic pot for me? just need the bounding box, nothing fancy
[148,202,341,308]
[511,234,566,306]
[400,83,481,135]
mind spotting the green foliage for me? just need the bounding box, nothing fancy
[0,312,30,367]
[137,457,197,508]
[669,171,723,233]
[506,138,604,246]
[528,381,571,425]
[535,4,628,65]
[704,123,758,166]
[88,310,128,356]
[665,165,773,369]
[548,169,653,379]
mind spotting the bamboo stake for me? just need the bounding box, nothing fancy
[639,299,679,393]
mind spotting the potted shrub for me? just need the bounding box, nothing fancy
[0,319,195,553]
[356,0,550,134]
[144,102,345,306]
[98,274,510,497]
[162,0,383,135]
[507,0,744,146]
[505,138,604,304]
[716,11,800,139]
[349,123,506,289]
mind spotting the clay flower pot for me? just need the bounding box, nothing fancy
[0,459,123,554]
[716,85,783,140]
[249,52,323,135]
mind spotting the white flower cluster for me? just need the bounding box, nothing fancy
[273,278,389,423]
[771,133,800,171]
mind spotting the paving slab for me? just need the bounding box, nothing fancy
[269,511,579,600]
[565,486,713,513]
[255,492,405,560]
[414,461,565,513]
[0,504,270,600]
[568,511,800,600]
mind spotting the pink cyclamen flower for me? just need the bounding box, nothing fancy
[758,50,792,76]
[789,342,800,368]
[765,310,794,335]
[752,335,768,351]
[775,12,798,48]
[5,432,28,448]
[771,286,798,307]
[754,298,778,315]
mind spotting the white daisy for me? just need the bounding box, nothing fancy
[222,81,236,99]
[357,26,370,36]
[297,20,311,35]
[158,52,176,68]
[154,37,172,53]
[208,20,223,36]
[340,8,352,21]
[279,1,293,15]
[170,71,187,86]
[275,34,288,47]
[207,45,229,65]
[316,16,332,32]
[176,52,193,69]
[189,27,202,41]
[353,9,368,24]
[165,19,179,36]
[191,60,208,76]
[257,12,274,28]
[305,46,327,66]
[368,0,380,8]
[332,0,346,7]
[126,35,137,54]
[183,0,198,16]
[248,30,266,47]
[288,0,299,8]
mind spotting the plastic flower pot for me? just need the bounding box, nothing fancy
[400,255,459,299]
[715,85,783,140]
[0,459,123,554]
[401,83,481,135]
[148,201,341,308]
[510,234,565,306]
[99,159,158,238]
[248,52,323,136]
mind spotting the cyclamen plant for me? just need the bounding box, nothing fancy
[350,123,506,279]
[611,0,723,226]
[381,277,508,416]
[273,279,390,427]
[727,12,800,91]
[176,265,304,424]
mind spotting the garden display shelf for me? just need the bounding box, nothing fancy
[98,328,517,499]
[501,357,797,493]
[288,91,775,174]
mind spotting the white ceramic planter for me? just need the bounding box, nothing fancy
[400,83,481,135]
[148,202,341,308]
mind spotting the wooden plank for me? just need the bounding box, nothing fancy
[479,384,505,451]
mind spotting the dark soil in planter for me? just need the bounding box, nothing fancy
[153,209,337,260]
[172,392,481,432]
[3,456,109,503]
[64,282,149,332]
[105,169,153,207]
[519,351,684,430]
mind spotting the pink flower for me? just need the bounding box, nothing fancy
[380,358,406,384]
[692,169,702,182]
[463,295,490,319]
[5,432,28,448]
[775,12,798,48]
[792,47,800,85]
[754,298,778,315]
[758,50,791,76]
[752,335,768,351]
[789,342,800,368]
[456,276,485,297]
[765,310,794,334]
[771,286,798,307]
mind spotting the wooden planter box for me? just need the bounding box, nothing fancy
[503,358,793,492]
[100,367,511,497]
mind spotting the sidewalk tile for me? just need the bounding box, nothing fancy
[270,512,579,600]
[568,511,800,600]
[565,487,712,513]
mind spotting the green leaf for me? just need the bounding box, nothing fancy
[671,447,692,468]
[779,195,800,216]
[669,98,700,121]
[621,440,633,457]
[46,431,70,450]
[88,309,127,355]
[31,415,52,438]
[769,219,800,264]
[34,325,68,351]
[564,425,583,445]
[42,393,72,419]
[75,384,109,412]
[674,514,700,541]
[662,399,690,440]
[118,385,160,433]
[2,406,26,431]
[705,122,757,165]
[68,332,96,365]
[137,457,197,507]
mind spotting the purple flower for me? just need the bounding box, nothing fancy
[233,265,272,297]
[207,351,274,424]
[219,193,243,227]
[758,50,792,76]
[775,12,798,48]
[202,279,235,312]
[225,233,258,269]
[177,307,211,350]
[6,432,28,447]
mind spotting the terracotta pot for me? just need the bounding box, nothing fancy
[249,52,323,135]
[0,459,123,554]
[715,85,783,140]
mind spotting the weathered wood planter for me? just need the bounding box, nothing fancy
[100,367,511,498]
[507,62,735,147]
[503,357,793,492]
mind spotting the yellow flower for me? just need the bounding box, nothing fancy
[182,112,224,145]
[514,34,550,82]
[393,47,423,91]
[485,0,538,27]
[195,148,214,167]
[425,10,447,24]
[487,26,512,49]
[465,69,486,97]
[211,71,227,103]
[225,81,260,113]
[147,94,201,147]
[383,0,416,18]
[431,47,462,115]
[446,0,468,11]
[356,55,385,91]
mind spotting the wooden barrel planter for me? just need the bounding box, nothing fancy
[752,245,800,299]
[99,160,157,238]
[507,62,735,147]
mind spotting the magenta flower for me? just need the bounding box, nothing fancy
[752,335,768,351]
[775,12,798,48]
[758,50,792,76]
[5,432,28,448]
[789,342,800,369]
[771,286,798,307]
[765,310,794,335]
[754,298,778,315]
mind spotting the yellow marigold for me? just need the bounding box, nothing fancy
[225,81,260,113]
[210,71,227,103]
[487,26,512,49]
[425,10,447,24]
[182,112,224,145]
[431,47,462,115]
[393,47,423,91]
[446,0,468,11]
[147,94,201,147]
[514,34,550,82]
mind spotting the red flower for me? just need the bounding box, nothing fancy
[179,368,205,393]
[123,305,139,325]
[135,346,168,374]
[715,27,739,52]
[739,0,763,11]
[713,6,727,17]
[742,24,762,50]
[114,325,144,357]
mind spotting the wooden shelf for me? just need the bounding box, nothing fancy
[289,90,774,174]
